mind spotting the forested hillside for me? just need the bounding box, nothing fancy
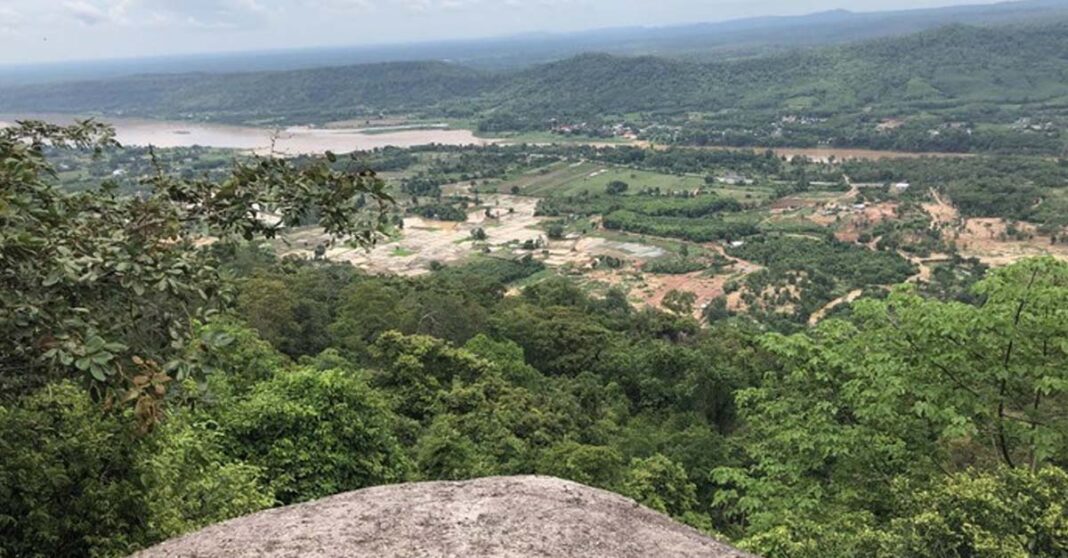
[484,23,1068,152]
[510,22,1068,112]
[0,61,498,123]
[3,22,1068,152]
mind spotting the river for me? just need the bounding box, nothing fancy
[1,115,973,161]
[0,115,492,155]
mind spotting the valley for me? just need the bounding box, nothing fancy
[6,5,1068,558]
[189,138,1066,326]
[25,107,1068,328]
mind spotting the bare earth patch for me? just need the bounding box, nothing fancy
[920,190,1068,265]
[544,236,667,268]
[953,218,1068,266]
[279,195,544,276]
[922,188,959,228]
[584,244,760,319]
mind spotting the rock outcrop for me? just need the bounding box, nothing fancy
[134,475,756,557]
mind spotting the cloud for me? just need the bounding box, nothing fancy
[59,0,141,26]
[57,0,269,28]
[315,0,488,13]
[0,5,20,33]
[63,0,109,25]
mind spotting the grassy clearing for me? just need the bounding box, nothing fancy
[496,161,708,197]
[706,184,778,203]
[505,268,557,290]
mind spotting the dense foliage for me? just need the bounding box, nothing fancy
[0,120,392,414]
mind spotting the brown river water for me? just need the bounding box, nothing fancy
[0,115,491,155]
[1,115,970,161]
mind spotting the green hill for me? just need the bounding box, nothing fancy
[492,23,1068,115]
[0,61,498,122]
[3,23,1068,151]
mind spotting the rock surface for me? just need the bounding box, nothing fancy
[134,475,756,557]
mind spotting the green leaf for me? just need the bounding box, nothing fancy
[104,342,127,352]
[89,365,107,382]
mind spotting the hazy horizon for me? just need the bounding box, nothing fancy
[0,0,1012,65]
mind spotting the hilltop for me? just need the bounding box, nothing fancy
[133,476,755,558]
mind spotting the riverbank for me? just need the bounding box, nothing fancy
[1,114,983,161]
[0,114,492,155]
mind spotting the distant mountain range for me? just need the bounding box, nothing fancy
[4,20,1068,131]
[1,0,1066,86]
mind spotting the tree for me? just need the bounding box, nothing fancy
[414,416,489,480]
[369,331,493,421]
[712,257,1068,555]
[330,280,412,357]
[886,466,1068,557]
[845,256,1068,469]
[606,180,630,195]
[0,120,392,418]
[219,367,410,504]
[235,277,299,354]
[537,441,624,489]
[662,289,697,316]
[492,305,612,376]
[621,454,698,518]
[0,382,147,557]
[135,409,275,542]
[186,319,288,397]
[702,297,732,323]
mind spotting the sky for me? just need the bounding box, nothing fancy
[0,0,1006,65]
